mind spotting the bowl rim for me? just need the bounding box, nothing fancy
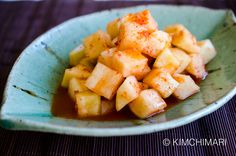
[1,4,236,136]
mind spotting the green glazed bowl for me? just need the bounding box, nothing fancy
[1,5,236,136]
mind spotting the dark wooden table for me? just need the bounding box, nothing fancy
[0,0,236,155]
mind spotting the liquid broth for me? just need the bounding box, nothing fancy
[51,87,181,121]
[52,87,137,121]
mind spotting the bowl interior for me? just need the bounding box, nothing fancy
[1,5,236,136]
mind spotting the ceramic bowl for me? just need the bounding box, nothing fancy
[1,5,236,136]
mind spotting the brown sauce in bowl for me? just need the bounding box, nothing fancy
[51,87,181,121]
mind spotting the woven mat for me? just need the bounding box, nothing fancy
[0,0,236,155]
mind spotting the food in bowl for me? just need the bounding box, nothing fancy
[56,10,217,119]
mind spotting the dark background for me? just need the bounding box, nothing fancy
[0,0,236,155]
